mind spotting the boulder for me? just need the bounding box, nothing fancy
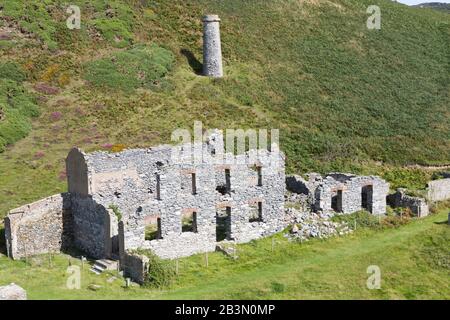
[0,283,27,300]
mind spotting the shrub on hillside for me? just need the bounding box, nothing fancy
[0,62,26,82]
[1,1,58,50]
[93,18,134,48]
[84,44,174,92]
[0,79,39,152]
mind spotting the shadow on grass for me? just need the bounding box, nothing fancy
[180,49,203,75]
[0,226,6,255]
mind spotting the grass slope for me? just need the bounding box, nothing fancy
[0,208,448,299]
[0,0,449,216]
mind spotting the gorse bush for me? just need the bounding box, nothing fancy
[93,18,134,48]
[0,80,39,152]
[0,62,26,83]
[1,1,58,50]
[83,44,174,92]
[381,168,431,191]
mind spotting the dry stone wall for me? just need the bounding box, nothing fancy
[70,194,114,259]
[4,194,72,260]
[311,173,389,215]
[121,251,149,285]
[387,189,429,217]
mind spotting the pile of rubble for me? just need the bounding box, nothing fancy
[284,208,352,242]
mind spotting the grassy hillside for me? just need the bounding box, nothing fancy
[0,206,448,299]
[0,0,449,215]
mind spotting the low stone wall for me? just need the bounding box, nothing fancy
[142,232,217,260]
[427,178,450,202]
[121,251,149,285]
[387,189,429,218]
[4,194,72,260]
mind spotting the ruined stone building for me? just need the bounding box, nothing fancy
[286,173,390,215]
[4,131,286,269]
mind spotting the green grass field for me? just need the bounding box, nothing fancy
[0,207,448,300]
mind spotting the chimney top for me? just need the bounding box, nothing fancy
[202,15,221,22]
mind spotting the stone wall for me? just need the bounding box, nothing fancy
[286,175,309,194]
[313,174,389,215]
[70,194,114,259]
[66,130,285,260]
[4,130,285,267]
[387,189,429,217]
[4,194,72,260]
[427,178,450,202]
[121,251,149,285]
[66,148,89,196]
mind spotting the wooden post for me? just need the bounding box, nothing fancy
[126,278,131,287]
[205,252,209,268]
[81,256,84,270]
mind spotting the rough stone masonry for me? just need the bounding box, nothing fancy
[203,15,223,78]
[286,173,390,215]
[4,130,286,266]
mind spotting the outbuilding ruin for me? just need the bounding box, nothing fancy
[286,173,390,215]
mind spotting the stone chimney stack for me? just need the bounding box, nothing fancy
[202,15,223,78]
